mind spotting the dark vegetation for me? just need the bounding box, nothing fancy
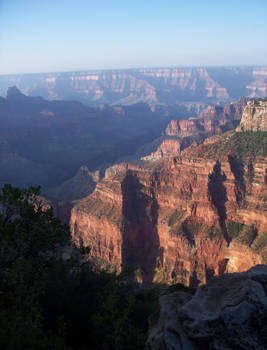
[194,131,267,160]
[252,232,267,252]
[0,184,159,349]
[0,184,196,349]
[221,132,267,158]
[226,220,258,247]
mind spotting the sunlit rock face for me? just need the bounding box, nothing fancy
[144,97,248,162]
[69,129,267,286]
[165,97,248,138]
[237,99,267,132]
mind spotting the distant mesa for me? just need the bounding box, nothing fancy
[6,86,26,100]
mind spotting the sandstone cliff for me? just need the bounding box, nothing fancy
[70,130,267,286]
[142,98,248,161]
[237,98,267,131]
[165,97,248,139]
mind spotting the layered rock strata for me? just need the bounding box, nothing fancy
[1,67,267,107]
[237,98,267,131]
[142,98,248,161]
[165,98,248,139]
[70,132,267,285]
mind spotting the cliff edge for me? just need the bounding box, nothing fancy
[237,98,267,131]
[147,265,267,350]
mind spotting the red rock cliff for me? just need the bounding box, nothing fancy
[70,131,267,286]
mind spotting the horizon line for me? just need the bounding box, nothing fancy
[1,64,267,77]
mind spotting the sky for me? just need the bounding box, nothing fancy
[0,0,266,75]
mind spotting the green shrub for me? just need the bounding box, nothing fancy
[169,223,185,236]
[236,225,257,246]
[168,210,186,227]
[252,232,267,252]
[261,251,267,264]
[205,226,222,239]
[226,220,244,239]
[0,184,153,350]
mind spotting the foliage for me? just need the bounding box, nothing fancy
[0,184,156,350]
[236,225,257,247]
[226,220,244,239]
[226,220,257,246]
[230,131,267,158]
[261,250,267,264]
[194,131,267,160]
[205,225,222,239]
[252,232,267,252]
[168,210,186,227]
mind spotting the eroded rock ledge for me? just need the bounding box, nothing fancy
[147,264,267,350]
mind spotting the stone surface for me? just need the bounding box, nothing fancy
[165,98,248,139]
[147,265,267,350]
[1,67,267,107]
[69,132,267,285]
[237,99,267,131]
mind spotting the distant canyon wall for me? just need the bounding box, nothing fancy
[1,66,267,108]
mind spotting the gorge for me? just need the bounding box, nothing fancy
[69,99,267,287]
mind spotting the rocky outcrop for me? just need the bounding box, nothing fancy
[147,264,267,350]
[147,98,248,161]
[237,99,267,131]
[141,139,181,160]
[70,131,267,286]
[165,98,248,139]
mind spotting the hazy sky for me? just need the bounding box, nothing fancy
[0,0,266,75]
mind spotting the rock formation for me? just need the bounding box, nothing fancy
[143,98,248,161]
[237,98,267,131]
[147,264,267,350]
[165,98,248,139]
[70,129,267,286]
[1,67,267,108]
[141,139,181,160]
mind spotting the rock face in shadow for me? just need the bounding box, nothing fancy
[147,265,267,350]
[208,161,229,243]
[121,170,160,284]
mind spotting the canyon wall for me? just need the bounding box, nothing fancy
[165,97,248,138]
[237,99,267,131]
[142,97,248,161]
[70,131,267,286]
[1,67,267,107]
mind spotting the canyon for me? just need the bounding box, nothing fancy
[0,84,266,288]
[0,87,171,190]
[69,101,267,287]
[142,97,248,160]
[1,66,267,110]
